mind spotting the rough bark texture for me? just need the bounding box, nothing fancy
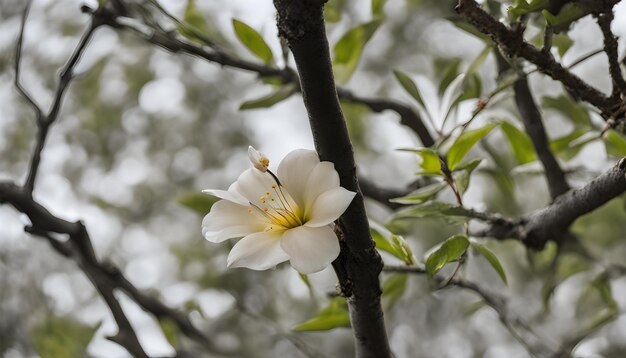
[273,1,391,357]
[480,159,626,249]
[523,158,626,248]
[457,0,618,117]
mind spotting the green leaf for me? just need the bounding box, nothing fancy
[292,297,351,331]
[603,130,626,157]
[181,0,210,40]
[390,181,448,204]
[232,19,274,64]
[393,70,426,108]
[542,95,590,129]
[591,273,618,312]
[159,318,179,349]
[471,242,508,284]
[460,73,482,101]
[448,19,492,44]
[552,33,574,57]
[382,274,408,310]
[542,3,586,30]
[32,315,101,358]
[324,0,342,23]
[447,123,498,170]
[438,58,462,95]
[372,0,386,17]
[239,84,297,110]
[178,192,218,215]
[466,46,491,78]
[399,148,442,175]
[454,158,482,194]
[576,272,618,327]
[394,201,473,221]
[454,157,483,172]
[371,224,415,264]
[550,129,590,160]
[333,20,381,84]
[426,235,469,276]
[464,301,488,316]
[501,121,536,165]
[508,0,549,17]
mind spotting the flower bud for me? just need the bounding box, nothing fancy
[248,146,269,172]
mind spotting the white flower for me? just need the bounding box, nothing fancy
[202,148,356,274]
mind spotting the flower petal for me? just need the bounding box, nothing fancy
[303,161,340,215]
[304,187,356,227]
[280,225,340,274]
[202,200,266,243]
[276,149,319,206]
[234,168,276,205]
[202,182,248,206]
[227,231,290,270]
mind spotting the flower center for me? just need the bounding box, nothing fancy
[248,171,303,230]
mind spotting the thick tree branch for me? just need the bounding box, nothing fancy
[272,1,391,357]
[477,158,626,249]
[495,53,570,199]
[456,0,619,117]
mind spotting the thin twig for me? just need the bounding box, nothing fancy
[383,266,561,357]
[22,13,99,194]
[14,0,43,122]
[23,224,149,358]
[238,305,327,358]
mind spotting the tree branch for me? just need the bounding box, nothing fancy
[5,4,226,355]
[336,88,435,147]
[14,0,43,122]
[478,158,626,249]
[0,182,148,357]
[98,4,435,147]
[495,52,570,199]
[0,181,224,356]
[272,1,390,357]
[456,0,618,117]
[596,8,626,98]
[18,3,99,194]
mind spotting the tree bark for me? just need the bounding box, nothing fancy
[273,1,392,357]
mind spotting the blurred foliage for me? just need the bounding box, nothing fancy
[1,0,626,357]
[31,315,100,358]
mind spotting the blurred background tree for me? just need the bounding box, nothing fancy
[1,0,626,357]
